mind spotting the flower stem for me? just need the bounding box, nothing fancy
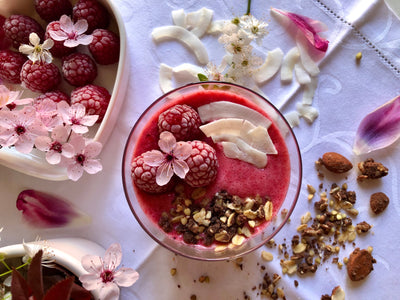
[246,0,252,15]
[0,259,11,272]
[0,262,29,278]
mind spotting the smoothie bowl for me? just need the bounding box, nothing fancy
[122,82,302,261]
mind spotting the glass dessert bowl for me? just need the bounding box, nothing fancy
[122,81,302,261]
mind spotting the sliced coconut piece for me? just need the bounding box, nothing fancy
[296,102,319,123]
[253,48,284,84]
[172,9,186,27]
[198,101,272,129]
[207,20,227,35]
[284,111,300,128]
[159,63,174,93]
[302,76,319,105]
[281,47,300,83]
[221,140,268,168]
[200,118,256,137]
[186,7,214,38]
[294,63,311,85]
[173,63,204,85]
[247,126,277,154]
[152,26,209,64]
[296,37,320,77]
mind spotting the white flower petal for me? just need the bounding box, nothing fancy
[113,268,139,287]
[29,33,40,46]
[79,273,102,290]
[74,19,89,34]
[158,131,176,153]
[19,44,34,55]
[172,160,189,179]
[156,162,174,186]
[142,150,165,166]
[42,38,54,50]
[81,254,103,273]
[173,141,192,160]
[99,283,120,300]
[103,243,122,270]
[83,159,102,174]
[77,34,94,45]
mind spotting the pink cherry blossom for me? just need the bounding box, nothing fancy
[0,85,33,109]
[35,125,74,164]
[57,101,98,134]
[80,243,139,300]
[0,106,47,153]
[65,133,102,181]
[143,131,192,186]
[48,15,93,48]
[34,98,63,130]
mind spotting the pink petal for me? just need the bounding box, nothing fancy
[173,141,192,160]
[79,273,102,290]
[14,136,35,153]
[83,159,103,174]
[67,162,84,181]
[74,19,89,35]
[80,115,99,126]
[158,131,176,153]
[77,34,94,45]
[46,150,62,164]
[84,141,102,158]
[34,136,51,151]
[113,268,139,287]
[271,7,329,52]
[156,161,174,186]
[81,254,103,274]
[49,30,68,41]
[98,283,120,300]
[142,150,165,166]
[353,95,400,154]
[71,124,89,134]
[16,189,81,228]
[51,125,69,142]
[61,143,75,158]
[104,243,122,270]
[64,39,81,48]
[69,133,86,153]
[59,15,74,33]
[172,160,189,179]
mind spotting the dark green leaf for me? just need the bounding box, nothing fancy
[197,73,208,82]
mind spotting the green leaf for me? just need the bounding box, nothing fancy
[197,73,208,82]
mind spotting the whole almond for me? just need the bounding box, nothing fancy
[321,152,353,173]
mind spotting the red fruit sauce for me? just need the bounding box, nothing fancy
[131,89,291,246]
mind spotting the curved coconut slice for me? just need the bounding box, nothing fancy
[281,47,300,82]
[172,9,186,27]
[294,63,311,85]
[186,7,214,38]
[284,111,300,128]
[200,118,256,137]
[152,26,209,64]
[253,48,284,84]
[296,36,320,77]
[296,102,319,123]
[221,140,268,168]
[302,76,319,105]
[159,63,174,93]
[198,101,272,128]
[173,63,204,85]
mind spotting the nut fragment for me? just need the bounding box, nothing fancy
[320,152,353,173]
[357,158,388,180]
[264,201,273,221]
[331,286,345,300]
[261,250,273,262]
[231,234,245,246]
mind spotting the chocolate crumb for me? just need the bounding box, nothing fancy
[370,192,389,214]
[346,248,376,281]
[294,280,299,287]
[357,158,388,180]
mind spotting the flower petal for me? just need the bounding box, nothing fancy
[16,189,82,228]
[353,95,400,154]
[74,19,89,35]
[113,268,139,287]
[158,131,176,153]
[76,34,94,45]
[46,150,62,164]
[79,273,102,290]
[104,243,122,270]
[67,162,84,181]
[173,141,192,160]
[98,283,120,300]
[60,15,74,33]
[271,7,329,52]
[29,33,40,46]
[156,161,174,186]
[81,254,103,274]
[84,141,103,158]
[83,159,103,174]
[49,30,68,41]
[172,160,189,179]
[142,150,165,166]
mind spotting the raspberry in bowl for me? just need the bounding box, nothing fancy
[122,82,302,261]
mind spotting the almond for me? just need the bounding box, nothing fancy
[321,152,353,173]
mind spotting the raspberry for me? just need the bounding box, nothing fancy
[45,21,75,58]
[62,53,97,86]
[3,15,45,49]
[70,84,110,122]
[0,15,11,50]
[35,0,73,23]
[131,153,174,194]
[88,29,120,65]
[0,50,27,84]
[34,90,70,106]
[184,141,218,187]
[20,60,61,93]
[158,104,202,141]
[72,0,110,33]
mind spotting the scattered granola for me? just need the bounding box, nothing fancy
[346,248,376,281]
[357,158,388,180]
[370,192,389,214]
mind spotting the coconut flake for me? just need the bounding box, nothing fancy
[294,63,311,84]
[159,63,174,93]
[253,48,284,84]
[284,111,300,128]
[172,9,186,27]
[207,20,227,35]
[302,76,319,105]
[296,36,320,77]
[173,63,204,85]
[296,102,319,123]
[152,25,209,64]
[186,7,214,38]
[281,47,300,83]
[221,140,268,168]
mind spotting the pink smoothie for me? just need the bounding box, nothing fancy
[131,89,291,245]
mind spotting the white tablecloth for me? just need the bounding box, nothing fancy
[1,0,400,299]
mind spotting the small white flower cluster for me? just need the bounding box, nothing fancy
[0,86,102,181]
[207,15,268,86]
